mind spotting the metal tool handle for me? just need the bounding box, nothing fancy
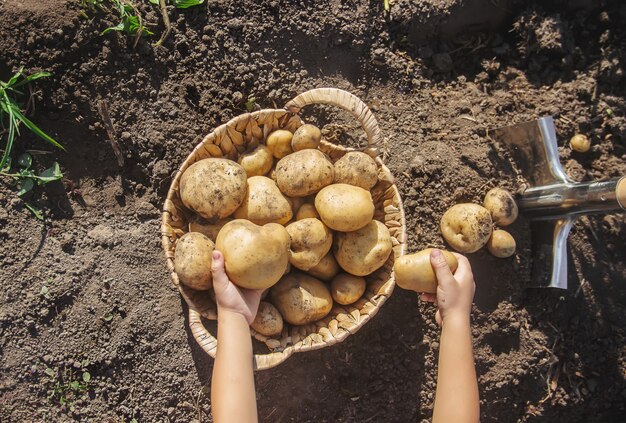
[519,176,626,220]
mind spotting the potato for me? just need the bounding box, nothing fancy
[238,145,273,176]
[215,220,290,289]
[179,158,247,220]
[286,218,333,271]
[483,188,518,226]
[330,273,366,305]
[296,203,320,220]
[394,249,458,293]
[266,129,294,159]
[174,232,214,290]
[570,134,590,153]
[291,124,321,151]
[286,195,306,217]
[334,220,393,276]
[306,252,340,281]
[333,152,378,190]
[440,203,493,254]
[487,229,516,258]
[270,273,333,325]
[315,183,375,232]
[275,149,334,197]
[234,176,293,225]
[189,216,232,241]
[251,302,284,336]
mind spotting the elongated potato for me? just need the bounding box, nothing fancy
[440,203,493,253]
[487,229,516,258]
[215,220,290,289]
[179,158,247,220]
[238,145,273,177]
[330,273,366,305]
[271,273,333,325]
[234,176,293,225]
[286,218,333,270]
[266,129,293,159]
[333,152,378,190]
[291,124,321,151]
[189,216,232,241]
[315,183,375,232]
[334,220,392,276]
[306,252,340,281]
[275,149,334,197]
[296,203,320,220]
[174,232,214,290]
[483,188,518,226]
[251,302,284,336]
[394,249,458,293]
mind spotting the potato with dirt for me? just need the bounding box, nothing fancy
[234,176,293,225]
[275,149,334,197]
[179,158,247,220]
[394,248,458,293]
[306,252,340,282]
[270,273,333,325]
[487,229,516,258]
[333,152,379,190]
[295,203,320,220]
[215,219,290,290]
[570,134,591,153]
[291,124,321,151]
[483,188,518,226]
[266,129,294,159]
[315,183,375,232]
[330,273,366,305]
[334,220,393,276]
[440,203,493,253]
[286,218,333,271]
[189,216,232,241]
[174,232,215,290]
[238,144,273,176]
[251,301,284,336]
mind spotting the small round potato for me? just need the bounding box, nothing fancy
[306,252,340,281]
[296,203,320,220]
[286,218,333,271]
[483,188,518,226]
[291,124,321,151]
[238,145,273,176]
[174,232,214,290]
[266,129,294,159]
[215,220,290,290]
[394,249,458,293]
[570,134,590,153]
[179,158,247,220]
[334,220,393,276]
[251,302,284,337]
[333,152,378,190]
[234,176,293,225]
[275,149,334,197]
[487,229,516,258]
[286,196,306,217]
[440,203,493,254]
[330,273,366,305]
[270,273,333,325]
[315,183,375,232]
[189,216,232,241]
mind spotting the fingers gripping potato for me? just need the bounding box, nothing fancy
[174,232,215,290]
[238,145,273,177]
[330,273,366,305]
[275,149,334,197]
[251,302,284,336]
[394,248,458,293]
[440,203,493,253]
[483,188,518,226]
[234,176,293,225]
[334,220,393,276]
[333,152,378,190]
[286,218,333,271]
[315,183,375,232]
[270,273,333,325]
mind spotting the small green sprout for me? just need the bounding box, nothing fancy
[102,0,153,39]
[245,97,257,112]
[148,0,204,8]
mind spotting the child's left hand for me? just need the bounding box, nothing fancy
[211,250,263,325]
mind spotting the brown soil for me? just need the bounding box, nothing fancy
[1,0,625,421]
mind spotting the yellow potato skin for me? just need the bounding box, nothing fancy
[188,217,232,241]
[234,176,293,225]
[270,273,333,325]
[570,134,590,153]
[483,188,518,226]
[174,232,215,290]
[251,302,284,337]
[394,249,458,293]
[275,149,334,197]
[333,152,378,190]
[238,145,273,177]
[487,229,516,258]
[296,203,320,220]
[291,124,321,151]
[315,183,375,232]
[330,273,366,305]
[266,129,294,159]
[215,220,290,290]
[440,203,493,253]
[306,252,340,282]
[286,218,333,271]
[334,220,393,276]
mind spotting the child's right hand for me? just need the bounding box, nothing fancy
[420,249,475,326]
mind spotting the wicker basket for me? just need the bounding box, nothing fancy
[161,88,407,370]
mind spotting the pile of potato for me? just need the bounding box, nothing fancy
[173,124,393,337]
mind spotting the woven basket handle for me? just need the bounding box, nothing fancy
[285,88,383,151]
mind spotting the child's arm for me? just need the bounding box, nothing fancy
[421,250,479,423]
[210,251,261,423]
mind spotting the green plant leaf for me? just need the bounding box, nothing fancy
[17,178,34,196]
[81,359,90,367]
[148,0,159,4]
[45,367,55,377]
[41,285,49,295]
[24,202,44,220]
[82,371,91,382]
[11,71,53,90]
[11,105,64,150]
[104,313,114,321]
[130,419,138,423]
[172,0,204,8]
[70,381,80,390]
[17,153,32,169]
[101,22,126,35]
[1,157,11,172]
[245,97,256,112]
[38,162,63,183]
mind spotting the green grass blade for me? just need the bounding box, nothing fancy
[11,71,53,89]
[0,93,17,170]
[11,104,65,151]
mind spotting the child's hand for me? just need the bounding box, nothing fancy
[420,249,475,326]
[211,250,263,325]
